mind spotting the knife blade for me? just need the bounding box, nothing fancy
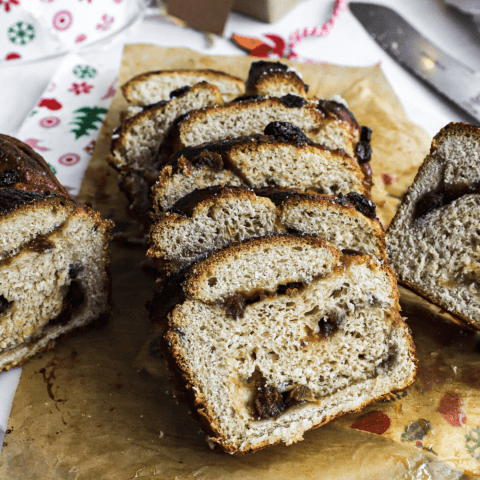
[350,2,480,124]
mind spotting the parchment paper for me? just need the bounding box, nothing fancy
[1,45,477,480]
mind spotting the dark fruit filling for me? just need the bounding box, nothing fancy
[254,376,285,419]
[414,191,445,219]
[0,169,20,187]
[27,234,55,253]
[263,121,308,146]
[142,100,169,111]
[0,188,54,215]
[355,141,372,164]
[414,182,480,221]
[169,85,191,98]
[253,375,317,419]
[341,249,365,256]
[225,294,246,319]
[360,126,372,143]
[335,192,376,218]
[68,264,83,279]
[231,94,264,103]
[280,94,307,108]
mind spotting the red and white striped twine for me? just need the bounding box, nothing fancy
[288,0,347,59]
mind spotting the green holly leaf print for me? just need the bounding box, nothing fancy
[70,106,108,140]
[466,427,480,459]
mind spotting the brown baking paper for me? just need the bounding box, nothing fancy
[1,45,477,479]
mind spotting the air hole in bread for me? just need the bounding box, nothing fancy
[208,277,218,287]
[305,305,320,316]
[330,287,346,299]
[0,295,12,314]
[317,312,344,340]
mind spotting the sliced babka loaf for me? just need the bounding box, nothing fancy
[388,123,480,330]
[244,60,308,98]
[148,235,417,454]
[0,135,113,371]
[151,122,369,214]
[109,82,224,223]
[148,186,386,275]
[157,96,362,165]
[122,69,245,105]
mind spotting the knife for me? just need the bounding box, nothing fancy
[350,2,480,125]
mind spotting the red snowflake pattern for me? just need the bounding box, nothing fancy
[69,82,94,95]
[96,14,114,31]
[0,0,20,13]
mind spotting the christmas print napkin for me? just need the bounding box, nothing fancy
[0,0,146,63]
[16,51,120,196]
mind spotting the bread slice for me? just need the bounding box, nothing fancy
[149,235,417,454]
[151,122,369,214]
[147,186,386,274]
[245,60,308,98]
[0,135,113,371]
[388,122,480,330]
[108,82,224,223]
[122,69,245,105]
[148,187,285,273]
[157,97,361,165]
[109,82,223,176]
[270,189,386,260]
[152,152,245,213]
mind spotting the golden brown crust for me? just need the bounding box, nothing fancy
[0,135,68,196]
[430,122,480,154]
[247,70,308,98]
[398,278,480,332]
[122,69,245,105]
[1,312,110,372]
